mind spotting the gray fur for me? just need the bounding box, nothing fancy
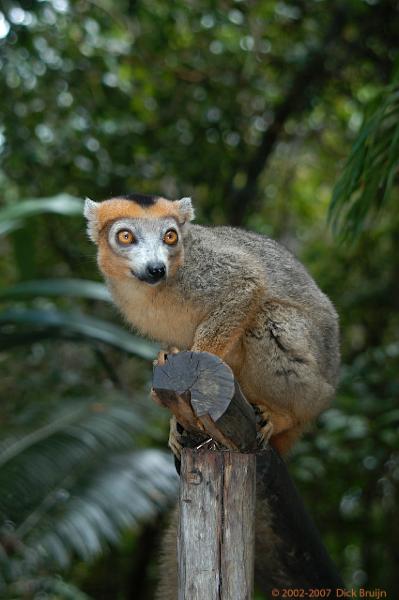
[174,197,195,222]
[172,224,340,420]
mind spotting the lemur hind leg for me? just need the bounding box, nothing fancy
[168,416,183,459]
[271,426,304,454]
[255,404,302,453]
[254,405,274,446]
[242,302,335,452]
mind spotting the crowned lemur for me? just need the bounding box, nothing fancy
[84,192,340,597]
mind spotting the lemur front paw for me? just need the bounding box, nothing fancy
[255,406,274,448]
[153,347,180,367]
[151,348,181,406]
[168,416,184,459]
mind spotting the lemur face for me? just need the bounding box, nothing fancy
[84,194,194,285]
[105,216,183,284]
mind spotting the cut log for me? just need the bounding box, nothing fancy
[152,351,257,451]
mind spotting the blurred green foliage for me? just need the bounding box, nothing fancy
[0,0,398,598]
[330,70,399,240]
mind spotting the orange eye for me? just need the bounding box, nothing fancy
[163,229,178,246]
[116,229,135,245]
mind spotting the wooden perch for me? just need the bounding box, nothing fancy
[153,351,257,599]
[152,350,257,452]
[152,351,344,597]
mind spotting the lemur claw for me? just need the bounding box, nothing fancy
[153,350,167,367]
[168,416,183,459]
[168,346,180,355]
[255,406,274,448]
[153,347,181,367]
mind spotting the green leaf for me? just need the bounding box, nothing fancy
[0,279,111,303]
[0,219,23,236]
[0,195,84,236]
[0,308,157,359]
[10,225,37,281]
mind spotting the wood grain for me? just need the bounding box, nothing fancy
[152,351,257,452]
[178,449,256,600]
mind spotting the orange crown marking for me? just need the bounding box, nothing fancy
[97,198,180,232]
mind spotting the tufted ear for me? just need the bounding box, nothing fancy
[84,197,100,243]
[175,197,195,224]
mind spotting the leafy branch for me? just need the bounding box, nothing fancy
[330,73,399,240]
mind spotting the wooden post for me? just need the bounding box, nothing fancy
[179,450,256,600]
[152,351,257,599]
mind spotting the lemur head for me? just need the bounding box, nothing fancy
[84,193,194,285]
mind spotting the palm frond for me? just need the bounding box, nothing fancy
[0,402,144,523]
[0,195,83,237]
[26,450,176,568]
[0,401,177,583]
[7,576,91,599]
[329,75,399,240]
[0,279,111,303]
[0,308,157,359]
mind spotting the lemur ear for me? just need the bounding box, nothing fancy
[84,197,100,243]
[175,197,195,224]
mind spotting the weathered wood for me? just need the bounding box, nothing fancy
[152,351,257,451]
[221,452,256,599]
[178,449,256,600]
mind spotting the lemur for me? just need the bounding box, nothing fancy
[85,193,339,599]
[84,193,340,455]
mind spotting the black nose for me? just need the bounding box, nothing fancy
[146,263,166,281]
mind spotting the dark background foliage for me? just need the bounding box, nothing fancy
[0,0,398,598]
